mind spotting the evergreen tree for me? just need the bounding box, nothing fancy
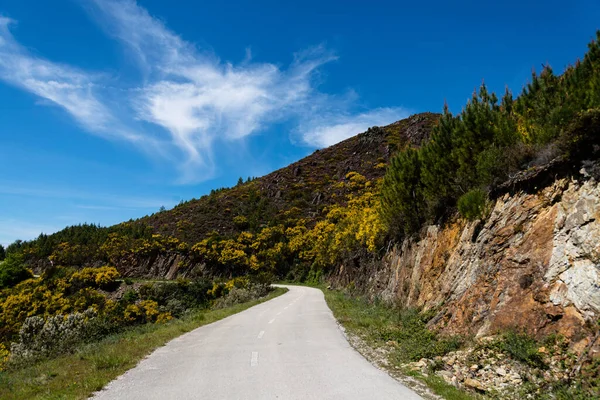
[420,104,459,221]
[380,148,424,237]
[0,244,5,261]
[0,253,32,288]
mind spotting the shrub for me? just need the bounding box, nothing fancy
[9,309,97,365]
[70,266,120,290]
[457,188,489,221]
[496,330,546,369]
[123,300,162,324]
[384,308,463,362]
[162,298,187,317]
[0,253,32,289]
[232,215,249,229]
[213,284,271,309]
[0,343,9,371]
[207,282,227,298]
[122,289,139,303]
[139,279,212,310]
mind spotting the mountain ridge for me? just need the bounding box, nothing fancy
[9,112,440,277]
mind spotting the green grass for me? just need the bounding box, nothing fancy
[319,286,476,400]
[406,370,480,400]
[0,287,287,400]
[322,288,463,362]
[493,330,546,369]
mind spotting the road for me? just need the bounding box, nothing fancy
[92,285,421,400]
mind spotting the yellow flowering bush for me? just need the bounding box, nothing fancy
[224,277,249,291]
[123,300,160,323]
[156,312,174,324]
[218,239,248,266]
[0,343,9,371]
[94,266,120,287]
[70,266,120,289]
[207,281,226,298]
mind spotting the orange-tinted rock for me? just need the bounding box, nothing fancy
[333,178,600,347]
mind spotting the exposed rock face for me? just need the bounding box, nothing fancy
[333,178,600,345]
[114,252,206,280]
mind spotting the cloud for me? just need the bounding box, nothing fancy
[0,17,145,143]
[86,0,338,181]
[299,107,411,147]
[0,22,102,126]
[0,1,408,183]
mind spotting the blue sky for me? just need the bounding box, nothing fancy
[1,0,599,246]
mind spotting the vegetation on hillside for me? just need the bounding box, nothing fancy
[0,29,597,299]
[0,264,271,370]
[2,113,437,281]
[6,34,600,282]
[381,32,600,235]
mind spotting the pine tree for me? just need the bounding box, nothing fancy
[380,148,424,238]
[420,104,459,221]
[451,83,499,192]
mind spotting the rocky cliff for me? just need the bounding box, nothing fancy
[333,175,600,350]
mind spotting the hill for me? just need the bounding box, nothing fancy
[143,112,438,242]
[8,113,440,279]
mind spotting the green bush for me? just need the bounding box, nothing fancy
[380,148,424,237]
[138,279,212,311]
[496,330,546,369]
[213,284,271,309]
[122,289,139,303]
[457,189,488,221]
[9,309,98,365]
[0,253,32,289]
[387,308,463,362]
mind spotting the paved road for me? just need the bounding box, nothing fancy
[92,285,421,400]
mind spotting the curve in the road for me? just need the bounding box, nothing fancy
[92,285,422,400]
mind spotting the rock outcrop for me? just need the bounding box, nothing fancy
[115,252,206,280]
[333,177,600,348]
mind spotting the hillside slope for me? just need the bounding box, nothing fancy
[142,112,437,243]
[12,112,440,278]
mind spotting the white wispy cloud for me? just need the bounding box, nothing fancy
[298,107,411,147]
[0,1,408,183]
[0,16,147,144]
[87,0,338,181]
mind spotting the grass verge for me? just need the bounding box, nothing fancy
[0,287,287,400]
[320,286,477,400]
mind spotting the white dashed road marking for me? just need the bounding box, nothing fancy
[268,318,275,324]
[257,330,265,339]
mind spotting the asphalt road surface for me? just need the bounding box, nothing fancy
[92,285,421,400]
